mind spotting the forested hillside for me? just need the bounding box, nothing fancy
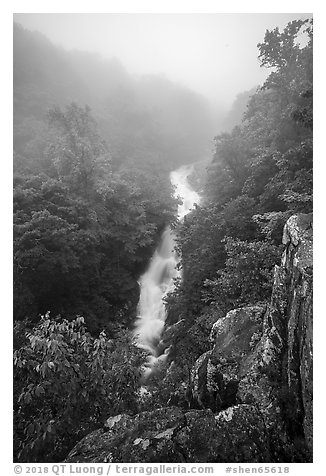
[13,23,216,173]
[163,18,313,367]
[13,21,219,332]
[13,18,313,463]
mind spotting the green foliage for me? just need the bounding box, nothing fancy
[46,103,112,197]
[257,19,313,133]
[252,211,292,244]
[13,104,177,333]
[206,129,251,206]
[14,315,145,462]
[166,195,259,324]
[140,361,190,411]
[203,237,282,311]
[166,205,227,322]
[257,19,312,70]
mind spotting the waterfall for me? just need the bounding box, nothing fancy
[134,163,201,376]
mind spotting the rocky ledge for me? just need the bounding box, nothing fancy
[65,214,312,463]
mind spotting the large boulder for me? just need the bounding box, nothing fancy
[191,305,265,412]
[66,405,271,463]
[66,407,186,463]
[175,405,271,462]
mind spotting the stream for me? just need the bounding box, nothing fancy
[134,163,201,376]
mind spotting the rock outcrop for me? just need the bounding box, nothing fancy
[191,305,266,413]
[65,214,312,463]
[281,213,313,452]
[66,405,272,463]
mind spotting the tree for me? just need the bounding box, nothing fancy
[258,19,313,131]
[46,103,112,198]
[203,237,282,311]
[206,129,251,206]
[13,176,101,325]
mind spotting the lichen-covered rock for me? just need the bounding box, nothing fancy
[281,213,313,453]
[190,350,212,408]
[191,305,265,412]
[190,300,288,459]
[236,266,288,440]
[66,407,186,463]
[66,405,271,463]
[176,405,271,462]
[66,413,133,463]
[282,213,312,262]
[213,405,271,462]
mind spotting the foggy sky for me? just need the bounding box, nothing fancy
[13,13,310,108]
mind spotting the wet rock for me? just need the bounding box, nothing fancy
[191,305,265,412]
[66,405,271,463]
[236,266,287,430]
[281,213,313,452]
[176,405,271,462]
[66,407,186,463]
[66,413,133,463]
[162,309,221,360]
[190,350,213,409]
[156,319,186,355]
[213,405,271,462]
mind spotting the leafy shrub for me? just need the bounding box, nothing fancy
[14,315,145,462]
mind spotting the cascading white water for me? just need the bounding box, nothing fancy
[134,163,201,376]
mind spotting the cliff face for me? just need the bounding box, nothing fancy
[281,213,313,452]
[66,214,313,463]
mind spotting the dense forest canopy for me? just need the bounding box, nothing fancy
[13,17,313,463]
